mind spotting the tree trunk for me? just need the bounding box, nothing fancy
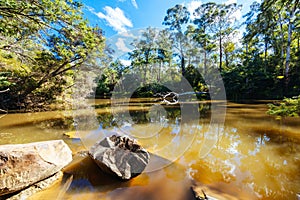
[264,39,268,61]
[264,38,268,73]
[225,52,229,69]
[143,65,147,84]
[204,50,207,77]
[297,36,300,56]
[219,35,222,71]
[158,61,162,82]
[279,13,285,74]
[285,0,299,87]
[285,15,293,87]
[181,55,185,77]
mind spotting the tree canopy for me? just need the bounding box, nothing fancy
[0,0,105,110]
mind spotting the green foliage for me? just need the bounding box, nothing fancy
[267,96,300,117]
[162,4,190,32]
[132,83,171,98]
[95,74,111,97]
[242,0,300,97]
[0,0,105,110]
[185,65,206,92]
[0,72,14,88]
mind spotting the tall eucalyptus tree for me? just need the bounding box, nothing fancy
[156,29,173,82]
[129,27,158,84]
[193,2,242,71]
[163,4,190,77]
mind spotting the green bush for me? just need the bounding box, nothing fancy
[267,95,300,117]
[132,83,171,98]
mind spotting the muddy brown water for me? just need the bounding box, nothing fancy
[0,99,299,199]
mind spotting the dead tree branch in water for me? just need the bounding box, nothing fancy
[154,92,179,105]
[154,91,208,105]
[0,88,9,93]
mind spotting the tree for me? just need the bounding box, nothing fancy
[163,4,190,76]
[193,2,218,75]
[223,41,236,69]
[283,0,300,85]
[129,27,158,84]
[156,29,173,82]
[212,3,242,70]
[193,2,241,71]
[0,0,104,109]
[243,0,300,96]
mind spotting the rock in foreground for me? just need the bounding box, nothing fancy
[3,171,63,200]
[0,140,72,196]
[89,135,150,180]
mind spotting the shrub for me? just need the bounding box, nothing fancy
[267,95,300,117]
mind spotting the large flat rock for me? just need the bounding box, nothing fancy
[0,140,72,196]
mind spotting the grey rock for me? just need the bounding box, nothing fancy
[2,171,63,200]
[89,135,150,180]
[0,140,72,196]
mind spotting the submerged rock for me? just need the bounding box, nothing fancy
[191,183,258,200]
[0,140,72,196]
[89,135,150,180]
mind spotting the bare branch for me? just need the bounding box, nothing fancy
[155,91,179,105]
[0,88,10,93]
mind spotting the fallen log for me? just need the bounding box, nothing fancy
[154,91,208,105]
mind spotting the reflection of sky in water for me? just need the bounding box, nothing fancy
[170,124,180,135]
[249,134,271,156]
[69,179,95,191]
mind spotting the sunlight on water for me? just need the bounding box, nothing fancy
[0,99,299,199]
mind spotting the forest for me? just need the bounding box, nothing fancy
[0,0,299,111]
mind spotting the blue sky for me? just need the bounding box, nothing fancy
[82,0,258,37]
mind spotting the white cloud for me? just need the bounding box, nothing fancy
[116,38,131,52]
[119,59,131,66]
[120,31,137,39]
[118,0,138,9]
[86,5,96,13]
[186,0,202,19]
[131,0,138,9]
[225,0,237,5]
[92,6,133,33]
[224,0,242,21]
[233,9,242,21]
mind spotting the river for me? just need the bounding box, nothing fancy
[0,99,299,199]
